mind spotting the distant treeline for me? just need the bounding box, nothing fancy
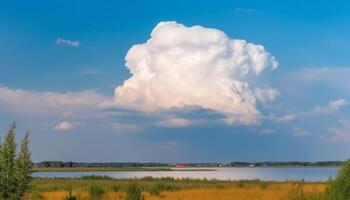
[35,161,170,168]
[229,161,342,167]
[34,161,343,168]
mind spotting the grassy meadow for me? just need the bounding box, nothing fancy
[26,177,327,200]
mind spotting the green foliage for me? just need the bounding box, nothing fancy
[14,132,33,199]
[81,175,113,180]
[149,182,179,195]
[149,183,162,196]
[0,123,17,200]
[125,181,144,200]
[235,180,245,187]
[111,184,122,192]
[88,184,105,199]
[326,159,350,200]
[0,123,32,200]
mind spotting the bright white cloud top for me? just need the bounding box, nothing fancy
[109,21,278,125]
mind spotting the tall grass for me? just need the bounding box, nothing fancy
[25,180,326,200]
[30,190,46,200]
[125,182,144,200]
[282,183,326,200]
[62,187,78,200]
[87,184,105,199]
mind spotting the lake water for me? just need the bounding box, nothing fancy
[33,167,339,181]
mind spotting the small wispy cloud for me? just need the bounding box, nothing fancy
[81,68,102,75]
[275,99,347,123]
[283,67,350,94]
[234,8,256,12]
[293,127,311,137]
[110,123,141,133]
[329,99,347,111]
[311,99,348,114]
[275,114,296,123]
[255,88,280,104]
[54,121,75,131]
[321,119,350,142]
[157,118,195,127]
[56,38,80,48]
[260,128,276,135]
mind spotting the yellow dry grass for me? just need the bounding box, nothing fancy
[28,182,326,200]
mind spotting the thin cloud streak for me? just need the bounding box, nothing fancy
[56,38,80,48]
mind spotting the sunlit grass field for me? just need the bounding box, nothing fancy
[26,177,327,200]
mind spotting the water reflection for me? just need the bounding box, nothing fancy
[33,167,339,181]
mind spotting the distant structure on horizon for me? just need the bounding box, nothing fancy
[175,163,186,168]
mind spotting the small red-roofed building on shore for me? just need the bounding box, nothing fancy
[175,163,186,168]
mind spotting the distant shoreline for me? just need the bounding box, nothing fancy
[33,167,217,172]
[34,161,343,169]
[33,165,340,173]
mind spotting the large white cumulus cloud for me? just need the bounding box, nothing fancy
[109,21,278,125]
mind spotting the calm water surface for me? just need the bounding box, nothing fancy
[33,167,339,181]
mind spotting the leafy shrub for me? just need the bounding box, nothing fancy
[326,159,350,200]
[125,181,144,200]
[88,184,105,199]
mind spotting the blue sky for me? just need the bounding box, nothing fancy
[1,0,350,162]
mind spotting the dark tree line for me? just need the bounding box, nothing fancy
[35,161,170,168]
[33,161,343,168]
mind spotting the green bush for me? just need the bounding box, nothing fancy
[125,181,144,200]
[326,159,350,200]
[88,184,105,199]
